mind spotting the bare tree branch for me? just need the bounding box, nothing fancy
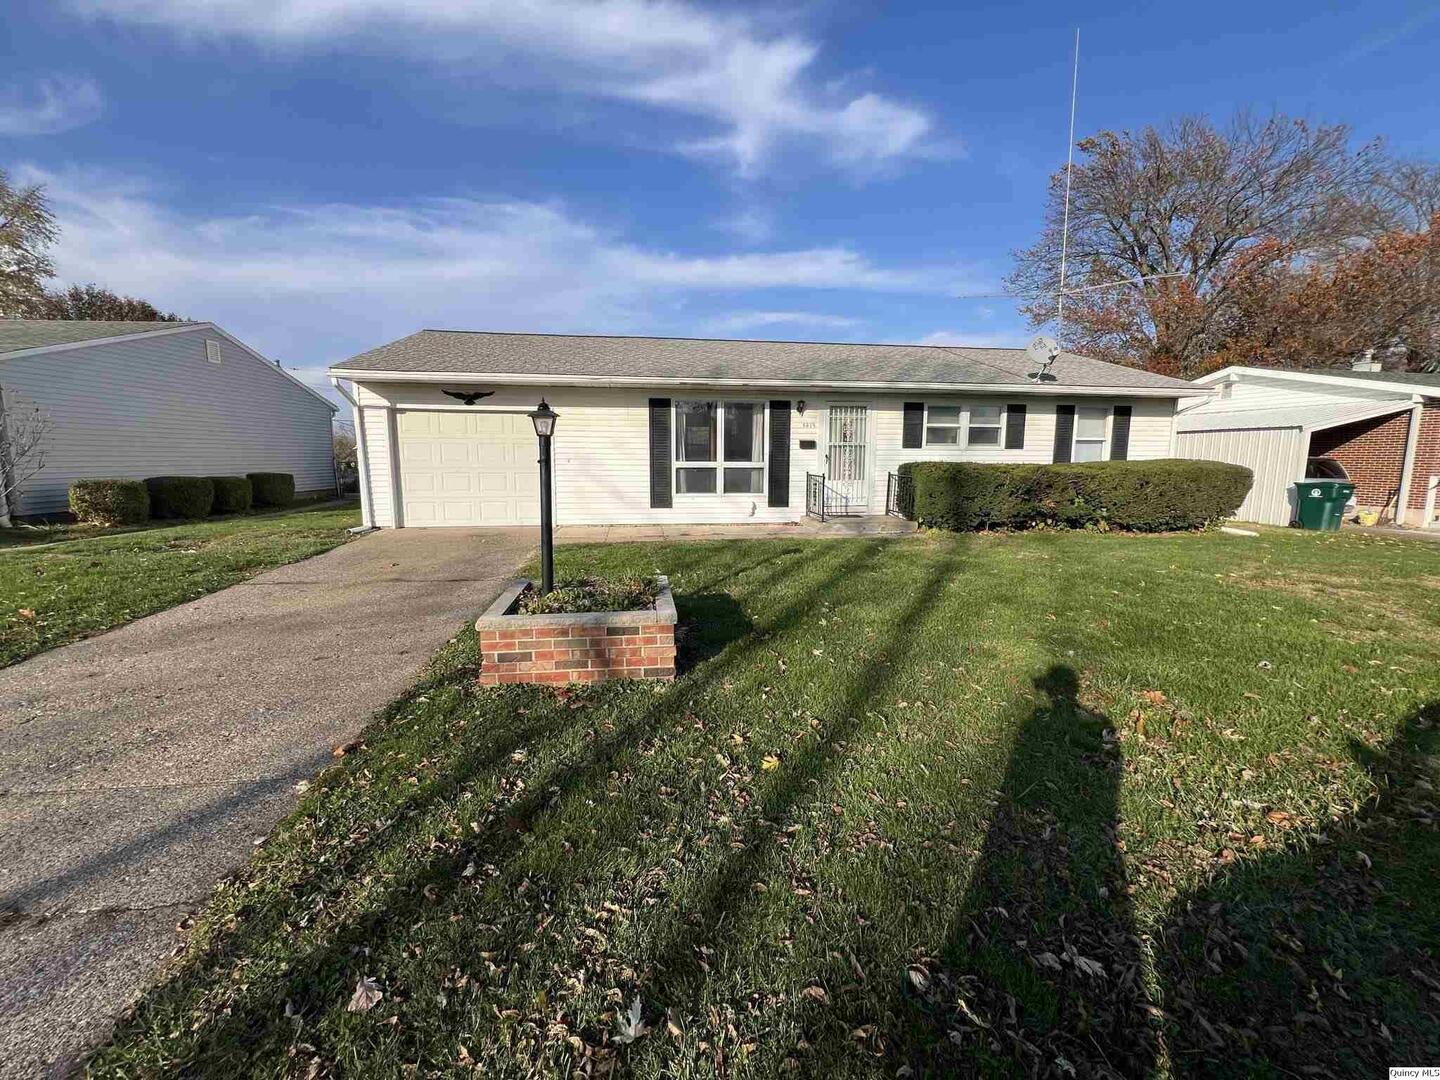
[0,389,53,523]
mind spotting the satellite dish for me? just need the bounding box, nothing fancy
[1025,335,1061,381]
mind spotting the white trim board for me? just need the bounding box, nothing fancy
[1196,365,1439,400]
[1176,400,1416,436]
[330,368,1207,398]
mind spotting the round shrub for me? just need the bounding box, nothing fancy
[69,479,149,526]
[901,459,1254,533]
[206,475,253,514]
[144,476,215,519]
[247,472,295,509]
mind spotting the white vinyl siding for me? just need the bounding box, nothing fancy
[352,383,804,527]
[350,383,1182,527]
[1,328,336,517]
[359,400,395,527]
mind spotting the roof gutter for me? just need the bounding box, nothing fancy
[329,377,374,529]
[1195,365,1438,399]
[327,368,1209,398]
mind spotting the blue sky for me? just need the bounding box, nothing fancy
[4,1,1439,402]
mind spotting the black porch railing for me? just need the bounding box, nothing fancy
[886,470,914,519]
[805,472,828,521]
[806,473,868,520]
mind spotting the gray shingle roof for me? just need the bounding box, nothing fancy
[0,319,199,356]
[333,330,1198,393]
[1297,368,1440,390]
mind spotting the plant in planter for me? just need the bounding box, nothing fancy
[516,576,661,616]
[476,574,676,686]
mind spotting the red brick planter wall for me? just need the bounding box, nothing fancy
[475,576,676,686]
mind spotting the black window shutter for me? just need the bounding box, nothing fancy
[1052,404,1075,463]
[1005,403,1027,449]
[768,401,791,507]
[1110,405,1132,460]
[902,402,924,449]
[649,398,672,508]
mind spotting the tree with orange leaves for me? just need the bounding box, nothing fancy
[1211,217,1439,373]
[1007,112,1437,376]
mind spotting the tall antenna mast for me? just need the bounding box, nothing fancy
[1055,28,1080,341]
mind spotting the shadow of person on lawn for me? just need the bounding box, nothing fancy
[884,663,1157,1077]
[1155,699,1440,1076]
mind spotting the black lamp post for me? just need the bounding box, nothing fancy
[528,399,559,594]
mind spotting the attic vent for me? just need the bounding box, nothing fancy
[205,339,222,365]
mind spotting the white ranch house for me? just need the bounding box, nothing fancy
[330,331,1208,529]
[0,320,338,520]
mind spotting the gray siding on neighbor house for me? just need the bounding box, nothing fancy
[1,327,336,516]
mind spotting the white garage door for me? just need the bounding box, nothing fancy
[397,410,539,526]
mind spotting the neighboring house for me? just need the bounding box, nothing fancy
[1176,360,1440,528]
[0,320,338,519]
[329,330,1206,529]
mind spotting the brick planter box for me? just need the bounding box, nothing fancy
[475,575,676,686]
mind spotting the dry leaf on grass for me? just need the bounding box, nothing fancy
[614,997,649,1044]
[347,976,382,1013]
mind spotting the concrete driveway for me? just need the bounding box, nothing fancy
[0,527,533,1078]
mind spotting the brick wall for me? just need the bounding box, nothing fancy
[1307,402,1440,522]
[1413,403,1440,520]
[475,577,677,686]
[1308,410,1409,510]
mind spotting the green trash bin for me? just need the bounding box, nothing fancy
[1294,479,1355,531]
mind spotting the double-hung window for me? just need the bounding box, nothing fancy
[925,403,1005,448]
[1073,405,1109,461]
[967,404,1004,446]
[924,405,962,445]
[675,400,766,494]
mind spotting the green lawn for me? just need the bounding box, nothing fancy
[0,503,361,666]
[91,528,1440,1078]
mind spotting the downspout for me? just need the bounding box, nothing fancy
[330,377,374,529]
[1395,396,1425,527]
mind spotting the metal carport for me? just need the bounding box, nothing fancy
[1175,399,1414,526]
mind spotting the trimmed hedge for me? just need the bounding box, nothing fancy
[247,472,295,509]
[144,476,215,519]
[900,459,1254,533]
[69,479,150,526]
[207,475,253,514]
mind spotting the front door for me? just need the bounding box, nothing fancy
[825,404,869,514]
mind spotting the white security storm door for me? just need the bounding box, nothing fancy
[396,410,540,527]
[826,404,870,513]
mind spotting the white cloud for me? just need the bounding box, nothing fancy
[22,164,962,381]
[713,206,776,245]
[0,75,103,136]
[701,310,862,335]
[66,0,938,175]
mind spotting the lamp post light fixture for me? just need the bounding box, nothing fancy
[528,399,559,594]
